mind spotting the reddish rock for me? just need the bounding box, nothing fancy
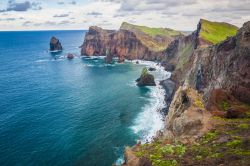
[80,25,179,61]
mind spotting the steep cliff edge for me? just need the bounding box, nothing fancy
[123,20,250,166]
[80,22,183,61]
[162,19,239,74]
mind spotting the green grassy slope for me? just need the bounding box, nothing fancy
[121,22,182,37]
[200,19,239,44]
[120,22,183,52]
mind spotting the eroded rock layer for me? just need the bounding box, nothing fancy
[81,23,183,61]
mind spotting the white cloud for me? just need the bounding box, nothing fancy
[0,0,249,31]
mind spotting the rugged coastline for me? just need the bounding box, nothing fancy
[81,19,250,166]
[123,20,250,166]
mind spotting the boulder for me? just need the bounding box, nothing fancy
[50,36,62,51]
[136,67,156,86]
[148,67,156,71]
[164,86,212,142]
[67,53,74,59]
[164,64,175,72]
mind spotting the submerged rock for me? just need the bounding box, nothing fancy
[67,53,74,59]
[136,67,156,86]
[148,67,156,71]
[50,36,62,51]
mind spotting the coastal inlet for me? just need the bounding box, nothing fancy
[0,30,170,166]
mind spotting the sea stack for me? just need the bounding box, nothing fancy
[104,49,113,64]
[50,36,62,51]
[136,67,156,86]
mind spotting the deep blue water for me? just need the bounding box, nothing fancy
[0,31,163,166]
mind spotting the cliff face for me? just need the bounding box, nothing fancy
[164,20,250,138]
[81,23,183,61]
[123,20,250,166]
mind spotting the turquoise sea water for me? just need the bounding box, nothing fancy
[0,31,166,166]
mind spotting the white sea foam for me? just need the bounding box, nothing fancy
[35,59,50,63]
[83,64,94,67]
[130,60,171,143]
[35,58,64,63]
[81,55,106,59]
[131,83,166,143]
[126,81,136,87]
[115,156,124,165]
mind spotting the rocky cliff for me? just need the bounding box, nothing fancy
[50,36,62,51]
[123,20,250,166]
[80,22,183,61]
[168,20,249,115]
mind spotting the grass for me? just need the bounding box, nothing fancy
[226,140,242,148]
[134,142,186,166]
[176,42,193,69]
[219,101,230,111]
[195,98,205,108]
[121,22,182,37]
[141,67,148,77]
[202,131,218,142]
[120,22,183,52]
[132,113,250,166]
[238,124,249,130]
[200,19,238,44]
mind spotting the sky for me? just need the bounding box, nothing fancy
[0,0,250,31]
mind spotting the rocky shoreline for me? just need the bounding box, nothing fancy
[80,19,250,166]
[122,20,250,166]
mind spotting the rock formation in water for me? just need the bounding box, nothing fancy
[67,53,74,59]
[136,67,156,86]
[123,19,250,166]
[50,36,62,51]
[104,49,113,64]
[80,22,184,61]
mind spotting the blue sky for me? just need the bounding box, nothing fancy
[0,0,250,31]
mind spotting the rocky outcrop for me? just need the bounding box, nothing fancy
[104,49,113,64]
[162,19,238,75]
[136,68,156,86]
[80,23,183,61]
[163,20,250,138]
[164,86,212,142]
[122,19,250,166]
[50,36,62,51]
[123,146,151,166]
[160,79,175,106]
[186,21,250,111]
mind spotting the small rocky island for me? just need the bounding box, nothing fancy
[136,67,156,86]
[104,49,113,64]
[50,36,62,51]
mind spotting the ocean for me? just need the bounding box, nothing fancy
[0,30,169,166]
